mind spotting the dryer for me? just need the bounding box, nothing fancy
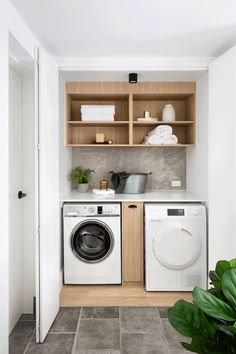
[145,203,207,291]
[63,203,121,284]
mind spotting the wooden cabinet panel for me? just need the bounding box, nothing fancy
[122,202,144,286]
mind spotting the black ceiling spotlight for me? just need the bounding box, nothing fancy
[129,73,138,84]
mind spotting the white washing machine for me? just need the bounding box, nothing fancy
[63,203,121,284]
[145,203,207,291]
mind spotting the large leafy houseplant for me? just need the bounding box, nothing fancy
[168,258,236,354]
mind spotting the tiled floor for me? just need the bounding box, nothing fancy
[9,307,190,354]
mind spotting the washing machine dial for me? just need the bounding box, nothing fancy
[88,206,96,214]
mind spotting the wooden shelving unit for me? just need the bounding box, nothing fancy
[65,82,196,147]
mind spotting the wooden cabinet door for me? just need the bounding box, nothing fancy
[122,202,144,286]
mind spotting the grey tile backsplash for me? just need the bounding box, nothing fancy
[72,148,186,190]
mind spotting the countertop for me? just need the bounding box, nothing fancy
[60,190,205,203]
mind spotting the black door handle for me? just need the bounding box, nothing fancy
[18,191,27,199]
[128,204,137,209]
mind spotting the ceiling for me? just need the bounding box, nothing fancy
[10,0,236,58]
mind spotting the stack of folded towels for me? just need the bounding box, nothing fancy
[81,105,115,121]
[143,125,178,145]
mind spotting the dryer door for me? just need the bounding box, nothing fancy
[153,222,201,270]
[71,219,114,263]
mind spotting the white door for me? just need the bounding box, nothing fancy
[9,67,23,333]
[36,48,60,342]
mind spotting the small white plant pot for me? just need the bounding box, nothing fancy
[162,104,176,122]
[77,183,89,193]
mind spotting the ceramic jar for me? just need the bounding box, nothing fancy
[162,104,176,122]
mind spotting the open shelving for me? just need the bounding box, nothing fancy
[65,82,196,147]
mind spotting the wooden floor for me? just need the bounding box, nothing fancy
[60,285,192,307]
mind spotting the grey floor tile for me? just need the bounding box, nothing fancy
[25,333,74,354]
[50,307,81,333]
[81,307,119,319]
[75,319,120,350]
[20,314,35,321]
[162,319,190,351]
[120,307,163,333]
[9,321,35,354]
[158,307,170,318]
[75,351,120,354]
[121,332,169,354]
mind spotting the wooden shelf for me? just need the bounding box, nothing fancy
[133,121,194,126]
[66,143,193,147]
[68,120,129,126]
[65,82,196,147]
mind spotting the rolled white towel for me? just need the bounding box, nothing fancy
[81,113,114,121]
[93,188,115,195]
[146,135,164,145]
[143,136,149,145]
[81,105,115,114]
[162,134,178,145]
[148,125,172,138]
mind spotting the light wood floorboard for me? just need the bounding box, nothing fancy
[60,285,192,307]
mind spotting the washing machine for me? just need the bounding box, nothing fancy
[145,203,207,291]
[63,203,121,284]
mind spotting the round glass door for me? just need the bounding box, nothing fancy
[153,223,201,270]
[71,220,114,263]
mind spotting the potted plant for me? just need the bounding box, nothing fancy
[69,166,94,193]
[168,258,236,354]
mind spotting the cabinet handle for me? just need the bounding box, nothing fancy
[128,204,137,209]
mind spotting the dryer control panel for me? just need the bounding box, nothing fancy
[145,203,205,219]
[64,203,120,217]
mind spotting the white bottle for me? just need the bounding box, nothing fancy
[162,104,176,122]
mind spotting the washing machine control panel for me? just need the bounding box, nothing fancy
[64,203,120,217]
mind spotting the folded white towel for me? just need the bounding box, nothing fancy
[146,135,164,145]
[81,113,114,121]
[81,105,115,114]
[162,134,178,145]
[148,125,172,138]
[93,188,115,195]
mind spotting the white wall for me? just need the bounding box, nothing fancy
[59,75,71,198]
[58,74,71,288]
[208,46,236,271]
[187,74,209,200]
[0,1,38,353]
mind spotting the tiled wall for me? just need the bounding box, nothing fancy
[71,147,186,190]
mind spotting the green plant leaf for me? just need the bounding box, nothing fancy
[209,271,221,289]
[222,268,236,311]
[230,258,236,268]
[208,288,227,302]
[215,260,231,279]
[168,300,215,338]
[193,287,236,321]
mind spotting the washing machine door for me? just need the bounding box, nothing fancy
[71,219,114,263]
[153,222,201,270]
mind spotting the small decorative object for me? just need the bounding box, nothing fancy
[69,166,94,193]
[129,73,138,84]
[96,133,105,143]
[100,180,108,190]
[108,139,113,144]
[144,111,150,118]
[162,104,176,122]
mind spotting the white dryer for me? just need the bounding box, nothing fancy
[145,203,207,291]
[63,203,121,284]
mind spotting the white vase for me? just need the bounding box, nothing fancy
[77,183,89,193]
[162,104,176,122]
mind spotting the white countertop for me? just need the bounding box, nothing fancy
[60,190,205,203]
